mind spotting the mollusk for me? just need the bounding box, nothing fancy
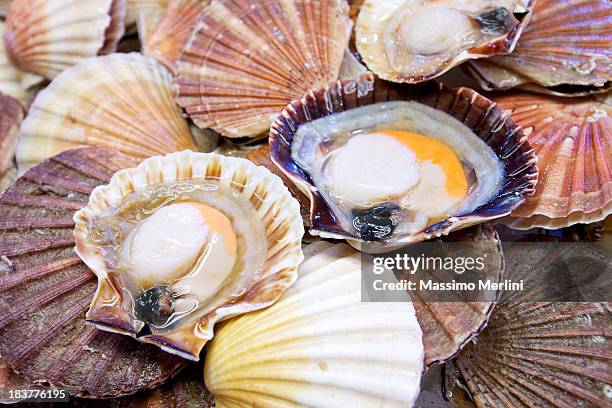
[16,53,198,172]
[2,0,124,79]
[270,74,538,252]
[175,0,352,138]
[205,241,424,408]
[74,150,304,360]
[498,93,612,230]
[142,0,208,75]
[99,0,128,55]
[456,242,612,408]
[0,147,188,397]
[355,0,532,83]
[467,0,612,95]
[0,93,22,177]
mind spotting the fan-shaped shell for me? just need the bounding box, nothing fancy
[456,243,612,408]
[499,93,612,229]
[16,53,197,172]
[0,21,44,106]
[2,0,115,79]
[270,73,538,250]
[0,147,188,397]
[355,0,533,83]
[205,241,424,408]
[468,0,612,93]
[142,0,208,75]
[74,150,304,360]
[175,0,352,138]
[0,93,22,177]
[409,224,503,368]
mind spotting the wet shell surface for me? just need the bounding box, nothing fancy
[175,0,352,138]
[0,93,22,176]
[74,150,304,361]
[467,0,612,93]
[0,21,44,106]
[0,147,188,397]
[408,224,503,367]
[499,93,611,230]
[2,0,115,79]
[16,53,197,172]
[456,243,612,408]
[270,73,538,251]
[355,0,532,83]
[142,0,208,75]
[205,241,424,408]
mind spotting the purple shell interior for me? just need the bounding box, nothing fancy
[270,73,538,241]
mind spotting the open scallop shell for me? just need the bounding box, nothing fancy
[467,0,612,94]
[0,147,188,398]
[355,0,533,83]
[16,53,198,172]
[456,242,612,408]
[0,21,45,106]
[0,93,22,177]
[270,73,538,251]
[74,150,304,360]
[205,241,424,408]
[2,0,115,79]
[142,0,207,75]
[499,93,612,230]
[174,0,352,138]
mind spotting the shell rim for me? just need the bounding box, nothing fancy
[269,73,539,247]
[73,150,305,360]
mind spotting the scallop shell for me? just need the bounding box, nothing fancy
[137,9,166,51]
[175,0,352,138]
[0,21,45,106]
[99,0,128,55]
[468,0,612,93]
[270,73,538,250]
[409,224,503,368]
[74,150,304,360]
[142,0,208,75]
[16,53,197,172]
[355,0,533,83]
[205,241,424,408]
[455,243,612,408]
[498,93,612,230]
[126,0,169,27]
[2,0,116,79]
[0,93,22,176]
[0,147,188,397]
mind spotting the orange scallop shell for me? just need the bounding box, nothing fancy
[499,92,612,229]
[175,0,352,138]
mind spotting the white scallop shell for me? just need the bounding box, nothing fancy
[205,241,424,407]
[16,53,197,172]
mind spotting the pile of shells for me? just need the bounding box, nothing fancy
[0,0,609,407]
